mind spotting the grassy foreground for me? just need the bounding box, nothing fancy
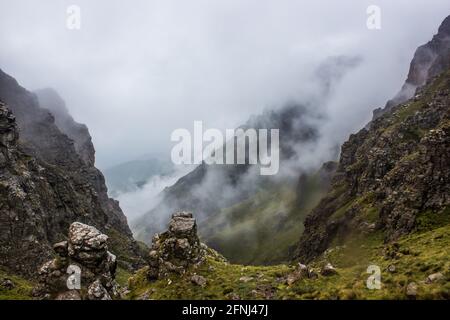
[126,223,450,300]
[0,268,35,300]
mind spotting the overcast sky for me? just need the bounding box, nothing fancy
[0,0,449,169]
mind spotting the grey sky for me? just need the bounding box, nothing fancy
[0,0,449,169]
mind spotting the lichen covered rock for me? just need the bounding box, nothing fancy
[35,222,119,300]
[147,212,206,280]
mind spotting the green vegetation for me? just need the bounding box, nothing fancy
[116,267,133,288]
[415,206,450,232]
[106,227,147,270]
[199,176,328,265]
[389,70,450,134]
[127,222,450,300]
[0,268,35,300]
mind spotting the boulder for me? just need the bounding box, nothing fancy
[239,276,254,283]
[35,222,119,300]
[147,212,205,280]
[426,272,444,284]
[88,280,112,300]
[190,274,207,287]
[406,282,418,298]
[55,290,81,300]
[1,278,15,290]
[68,222,109,267]
[286,263,309,285]
[321,263,338,276]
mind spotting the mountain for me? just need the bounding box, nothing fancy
[34,88,96,167]
[126,15,450,301]
[373,15,450,119]
[0,70,145,277]
[132,56,360,265]
[293,15,450,263]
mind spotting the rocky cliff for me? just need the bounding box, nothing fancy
[0,69,144,277]
[373,15,450,119]
[294,15,450,262]
[34,88,96,167]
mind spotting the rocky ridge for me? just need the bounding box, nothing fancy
[293,15,450,262]
[374,15,450,119]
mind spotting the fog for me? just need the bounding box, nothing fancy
[2,1,450,229]
[1,0,449,170]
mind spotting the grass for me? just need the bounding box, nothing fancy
[199,176,328,265]
[126,221,450,300]
[116,267,133,288]
[0,268,35,300]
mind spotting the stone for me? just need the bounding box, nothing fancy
[226,292,241,300]
[406,282,418,298]
[53,241,68,257]
[426,272,444,284]
[239,276,254,283]
[191,274,207,287]
[146,212,205,280]
[308,269,319,280]
[1,278,15,290]
[169,212,197,238]
[55,290,81,300]
[87,280,111,300]
[36,222,119,300]
[286,263,309,285]
[321,263,338,276]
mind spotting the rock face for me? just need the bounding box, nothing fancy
[36,222,118,300]
[147,212,205,280]
[373,15,450,119]
[293,16,450,262]
[0,69,144,277]
[34,88,95,167]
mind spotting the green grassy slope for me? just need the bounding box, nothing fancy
[0,268,35,300]
[199,175,328,265]
[127,218,449,300]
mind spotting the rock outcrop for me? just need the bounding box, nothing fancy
[294,15,450,262]
[36,222,119,300]
[147,212,206,280]
[373,15,450,119]
[0,69,144,277]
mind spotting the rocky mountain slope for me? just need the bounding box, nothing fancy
[293,15,450,263]
[373,15,450,119]
[34,88,96,167]
[0,70,144,278]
